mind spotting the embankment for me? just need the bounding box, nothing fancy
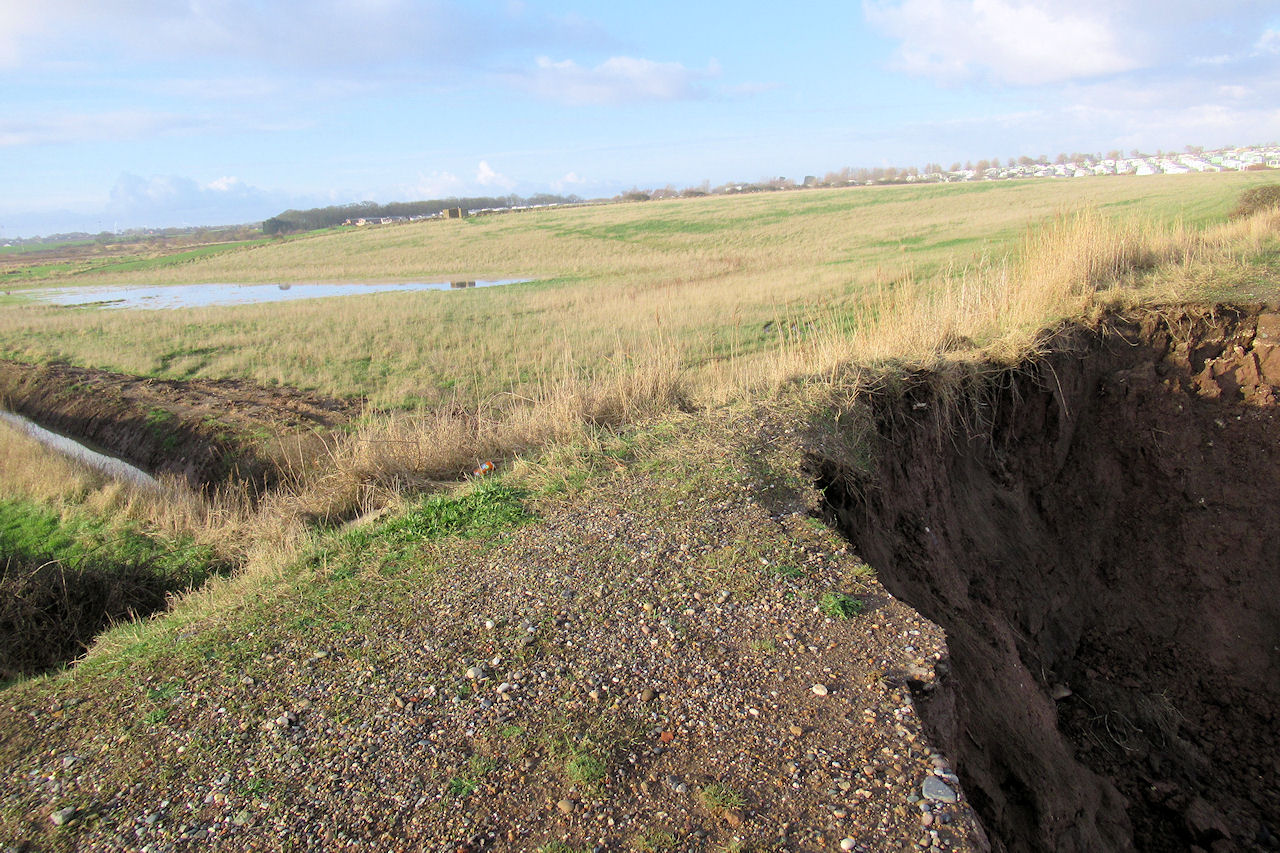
[815,305,1280,851]
[0,360,357,490]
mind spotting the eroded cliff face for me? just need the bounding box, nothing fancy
[816,306,1280,852]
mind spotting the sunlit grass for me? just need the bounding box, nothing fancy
[0,173,1269,412]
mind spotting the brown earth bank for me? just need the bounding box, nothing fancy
[0,360,359,490]
[815,304,1280,852]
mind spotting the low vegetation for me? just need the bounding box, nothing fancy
[1230,183,1280,220]
[0,496,227,680]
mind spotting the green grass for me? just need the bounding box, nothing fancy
[818,591,864,619]
[563,751,606,785]
[383,480,533,539]
[698,782,746,812]
[0,497,222,586]
[86,239,271,274]
[635,829,678,851]
[446,755,497,799]
[305,479,532,579]
[0,172,1269,414]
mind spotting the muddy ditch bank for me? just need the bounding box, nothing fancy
[814,305,1280,852]
[0,360,358,490]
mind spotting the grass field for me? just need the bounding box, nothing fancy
[0,173,1275,414]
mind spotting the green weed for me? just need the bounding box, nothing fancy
[446,776,478,798]
[819,592,864,619]
[635,829,677,851]
[699,782,746,812]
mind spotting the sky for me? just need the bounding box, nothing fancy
[2,0,1279,237]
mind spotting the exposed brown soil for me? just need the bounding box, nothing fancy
[0,360,358,489]
[816,305,1280,851]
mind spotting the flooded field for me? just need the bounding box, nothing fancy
[23,279,527,310]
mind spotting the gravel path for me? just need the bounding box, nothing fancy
[0,429,987,852]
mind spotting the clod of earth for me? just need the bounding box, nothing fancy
[817,305,1280,852]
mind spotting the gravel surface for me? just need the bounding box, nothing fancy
[0,427,986,852]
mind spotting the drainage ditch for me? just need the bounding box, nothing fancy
[0,358,355,491]
[815,305,1280,852]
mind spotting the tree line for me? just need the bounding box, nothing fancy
[262,194,582,235]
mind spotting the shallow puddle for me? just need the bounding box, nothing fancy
[25,279,527,310]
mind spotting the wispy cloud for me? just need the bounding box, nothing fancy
[1256,29,1280,56]
[0,111,203,147]
[108,173,268,217]
[0,0,605,74]
[511,55,719,105]
[866,0,1280,87]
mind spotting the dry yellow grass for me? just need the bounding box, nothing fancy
[0,418,274,561]
[0,173,1270,412]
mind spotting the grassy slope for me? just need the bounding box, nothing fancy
[0,173,1271,410]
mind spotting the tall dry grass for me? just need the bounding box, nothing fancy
[729,204,1280,393]
[5,183,1278,529]
[255,202,1280,525]
[0,419,289,569]
[0,173,1269,412]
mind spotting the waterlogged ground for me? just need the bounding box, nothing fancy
[23,280,528,310]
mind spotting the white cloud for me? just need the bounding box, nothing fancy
[103,172,307,227]
[206,176,244,192]
[864,0,1139,85]
[475,160,516,190]
[1256,29,1280,55]
[550,171,587,193]
[0,0,607,75]
[515,55,716,105]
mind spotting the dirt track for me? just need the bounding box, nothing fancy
[0,360,358,489]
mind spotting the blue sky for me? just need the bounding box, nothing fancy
[3,0,1279,237]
